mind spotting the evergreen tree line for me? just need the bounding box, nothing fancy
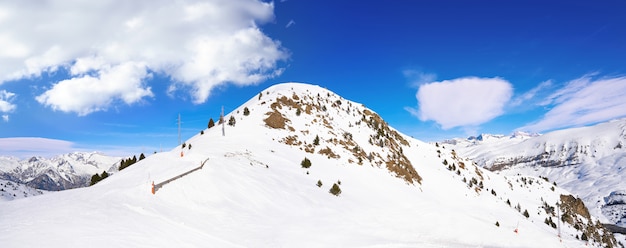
[90,171,108,186]
[119,153,146,171]
[90,153,146,186]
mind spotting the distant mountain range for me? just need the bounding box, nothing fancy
[443,119,626,231]
[0,152,121,191]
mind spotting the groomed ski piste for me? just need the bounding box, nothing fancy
[0,83,615,247]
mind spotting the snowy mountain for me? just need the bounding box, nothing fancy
[0,83,618,247]
[0,152,121,190]
[443,119,626,235]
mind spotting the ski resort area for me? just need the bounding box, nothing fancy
[1,1,625,247]
[0,83,618,247]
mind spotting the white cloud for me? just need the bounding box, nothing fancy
[2,114,8,122]
[0,137,77,158]
[510,80,552,107]
[0,89,16,112]
[408,77,513,130]
[518,75,626,133]
[403,69,436,88]
[0,0,288,114]
[36,62,153,116]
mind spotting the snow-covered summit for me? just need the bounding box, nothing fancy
[0,82,617,247]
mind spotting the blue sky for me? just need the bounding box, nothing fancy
[1,0,625,158]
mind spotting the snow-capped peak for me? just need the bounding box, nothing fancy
[0,83,617,247]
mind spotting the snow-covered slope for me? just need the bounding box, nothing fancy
[444,120,626,231]
[0,83,617,247]
[0,152,121,190]
[0,179,45,201]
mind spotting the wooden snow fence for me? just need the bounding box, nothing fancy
[152,158,209,194]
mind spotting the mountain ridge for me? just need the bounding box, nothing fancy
[443,118,626,240]
[0,151,121,191]
[0,82,617,247]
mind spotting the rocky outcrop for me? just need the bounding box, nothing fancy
[560,194,617,247]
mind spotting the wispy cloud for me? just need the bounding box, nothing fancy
[510,79,552,107]
[285,19,296,28]
[0,137,77,158]
[407,77,513,130]
[403,69,436,88]
[0,90,15,122]
[0,137,150,158]
[0,89,16,112]
[0,0,288,115]
[518,75,626,133]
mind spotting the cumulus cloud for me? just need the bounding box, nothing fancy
[0,0,288,114]
[36,62,153,115]
[518,75,626,133]
[2,114,8,122]
[407,77,513,129]
[0,89,16,113]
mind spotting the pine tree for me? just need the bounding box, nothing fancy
[301,157,312,168]
[139,153,146,160]
[228,116,236,126]
[581,233,588,241]
[101,171,109,179]
[208,118,215,128]
[523,209,529,218]
[329,183,342,196]
[316,180,323,187]
[119,159,127,170]
[131,155,137,164]
[296,108,301,116]
[243,107,250,116]
[313,135,320,146]
[90,174,101,186]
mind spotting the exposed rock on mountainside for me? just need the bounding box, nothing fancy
[443,119,626,241]
[0,83,617,247]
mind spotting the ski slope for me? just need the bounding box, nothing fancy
[0,83,615,247]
